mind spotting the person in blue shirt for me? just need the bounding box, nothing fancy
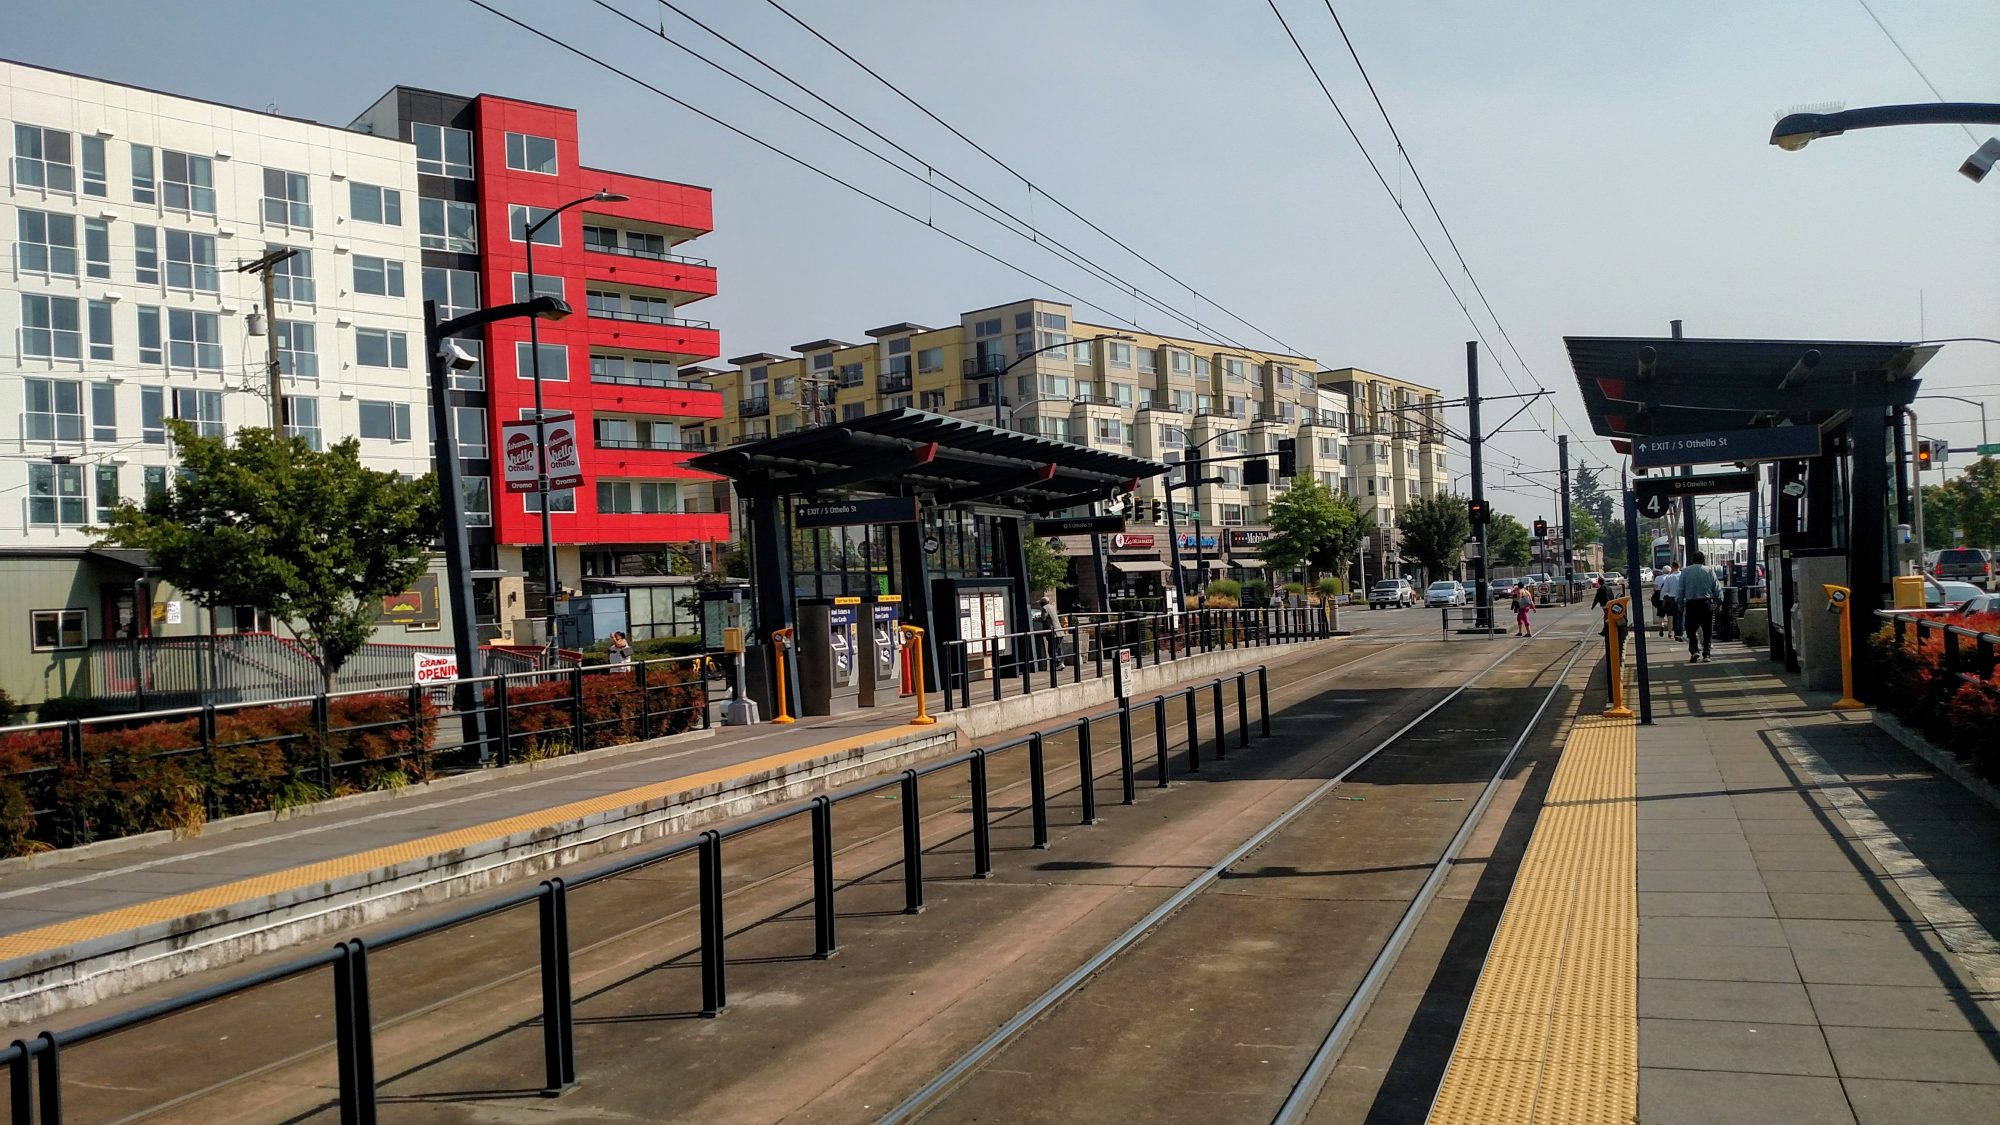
[1677,552,1723,662]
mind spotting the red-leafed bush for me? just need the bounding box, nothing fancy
[489,663,703,763]
[1870,620,2000,780]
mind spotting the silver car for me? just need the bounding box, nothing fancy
[1425,581,1466,607]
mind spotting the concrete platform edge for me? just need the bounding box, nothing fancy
[1870,711,2000,814]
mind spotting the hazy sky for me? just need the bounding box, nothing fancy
[13,0,1996,523]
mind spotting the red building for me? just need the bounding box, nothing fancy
[352,88,726,640]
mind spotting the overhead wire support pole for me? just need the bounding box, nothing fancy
[1467,341,1491,629]
[236,247,299,431]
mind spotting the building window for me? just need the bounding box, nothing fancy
[920,389,945,411]
[164,229,219,292]
[130,143,156,203]
[524,488,575,513]
[348,181,402,225]
[91,381,117,441]
[1170,350,1192,375]
[974,317,1001,337]
[16,209,77,276]
[284,395,321,450]
[412,123,474,178]
[268,245,314,302]
[141,385,165,443]
[515,341,568,381]
[917,345,944,372]
[359,399,413,441]
[355,255,406,297]
[159,149,216,214]
[455,406,488,458]
[13,124,74,192]
[30,608,88,651]
[420,266,477,318]
[354,327,409,369]
[508,204,560,245]
[21,294,81,359]
[1037,311,1067,330]
[262,168,312,227]
[505,132,559,174]
[24,378,84,442]
[167,309,222,370]
[418,198,477,252]
[841,402,866,422]
[1107,342,1132,368]
[80,135,106,197]
[136,307,163,367]
[1138,348,1156,375]
[27,464,87,527]
[462,476,492,527]
[1109,383,1135,406]
[87,300,114,361]
[597,480,677,514]
[1094,418,1127,445]
[275,320,317,378]
[133,224,160,283]
[513,272,564,302]
[173,387,224,437]
[94,464,119,521]
[1225,358,1246,381]
[143,465,167,496]
[83,217,110,279]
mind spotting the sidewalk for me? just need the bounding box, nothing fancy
[1430,628,2000,1124]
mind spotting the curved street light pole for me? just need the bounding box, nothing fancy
[523,190,627,657]
[1916,393,1990,448]
[1162,424,1246,610]
[989,332,1133,430]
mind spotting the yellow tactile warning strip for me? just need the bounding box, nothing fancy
[0,724,936,963]
[1428,714,1637,1125]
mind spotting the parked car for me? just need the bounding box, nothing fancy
[1369,579,1417,608]
[1639,566,1655,586]
[1947,592,1998,622]
[1932,548,1993,587]
[1425,581,1466,607]
[1926,580,1985,609]
[1489,578,1517,601]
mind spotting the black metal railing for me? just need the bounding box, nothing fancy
[1875,609,2000,688]
[0,656,710,859]
[738,397,770,417]
[963,355,1008,378]
[591,437,705,452]
[953,396,1009,412]
[582,241,710,268]
[933,606,1328,714]
[586,307,713,330]
[878,373,913,394]
[0,660,1277,1124]
[589,371,718,393]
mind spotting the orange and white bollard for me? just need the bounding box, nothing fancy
[898,624,936,725]
[770,626,796,724]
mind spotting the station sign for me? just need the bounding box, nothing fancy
[1630,426,1820,469]
[795,496,921,528]
[1636,471,1756,519]
[1032,515,1126,536]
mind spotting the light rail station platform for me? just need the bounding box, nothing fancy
[1429,638,2000,1124]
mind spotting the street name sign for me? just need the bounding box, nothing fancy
[795,496,921,528]
[1630,426,1821,469]
[1978,443,2000,456]
[1635,471,1757,519]
[1032,515,1127,536]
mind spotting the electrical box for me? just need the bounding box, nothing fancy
[1892,575,1926,610]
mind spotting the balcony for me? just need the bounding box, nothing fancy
[587,312,721,364]
[593,437,709,453]
[739,397,770,418]
[963,354,1009,379]
[953,396,1009,412]
[878,373,913,394]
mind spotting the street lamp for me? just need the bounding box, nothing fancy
[1769,103,2000,181]
[1160,423,1245,610]
[523,190,628,652]
[1916,394,1991,447]
[424,292,574,760]
[984,332,1133,429]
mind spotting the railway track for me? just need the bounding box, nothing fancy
[882,627,1592,1124]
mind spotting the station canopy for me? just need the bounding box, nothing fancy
[1565,336,1938,442]
[688,408,1169,511]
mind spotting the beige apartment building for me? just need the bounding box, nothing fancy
[697,298,1445,601]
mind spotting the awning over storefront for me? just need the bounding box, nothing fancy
[1110,559,1170,573]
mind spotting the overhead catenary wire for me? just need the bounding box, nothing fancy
[607,0,1263,352]
[755,0,1306,359]
[1854,0,1981,144]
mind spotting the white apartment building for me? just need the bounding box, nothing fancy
[2,60,436,710]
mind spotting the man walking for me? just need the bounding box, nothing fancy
[1657,563,1683,641]
[1678,552,1722,663]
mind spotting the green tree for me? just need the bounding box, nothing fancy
[1024,534,1070,593]
[1488,513,1533,568]
[1261,478,1349,587]
[1572,466,1615,529]
[1927,457,2000,548]
[1603,518,1628,570]
[98,422,440,692]
[1397,492,1472,585]
[1569,504,1603,546]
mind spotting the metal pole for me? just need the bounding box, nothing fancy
[1623,485,1653,724]
[1193,453,1207,607]
[1165,488,1188,613]
[524,232,561,659]
[423,301,488,759]
[1558,435,1574,603]
[1467,342,1491,628]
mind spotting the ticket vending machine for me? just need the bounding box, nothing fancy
[859,595,903,707]
[797,597,861,715]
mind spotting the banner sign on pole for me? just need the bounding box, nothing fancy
[500,415,583,493]
[1630,426,1821,469]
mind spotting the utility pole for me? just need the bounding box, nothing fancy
[237,247,299,431]
[1671,320,1698,564]
[1558,434,1573,603]
[1467,341,1492,628]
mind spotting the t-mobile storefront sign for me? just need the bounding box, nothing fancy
[500,415,584,493]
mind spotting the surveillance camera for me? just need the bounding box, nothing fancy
[443,341,478,371]
[1961,138,2000,184]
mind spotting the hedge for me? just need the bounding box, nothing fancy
[1867,612,2000,782]
[0,661,703,857]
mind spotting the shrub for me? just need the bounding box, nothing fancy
[35,696,119,724]
[1318,577,1345,597]
[1240,579,1269,606]
[1283,582,1306,596]
[1869,620,2000,781]
[1205,579,1242,601]
[490,662,703,764]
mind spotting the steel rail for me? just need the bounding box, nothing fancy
[877,625,1589,1124]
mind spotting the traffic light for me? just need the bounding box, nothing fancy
[1467,498,1490,524]
[1244,457,1271,486]
[1117,493,1136,518]
[1534,518,1548,539]
[1151,499,1164,522]
[1275,437,1297,479]
[1916,440,1934,470]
